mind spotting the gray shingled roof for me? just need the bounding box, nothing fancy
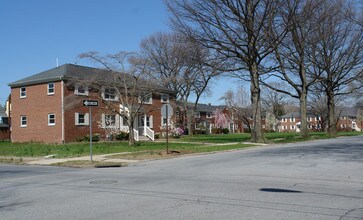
[9,65,67,87]
[194,103,227,112]
[280,112,317,118]
[8,64,175,94]
[336,106,358,116]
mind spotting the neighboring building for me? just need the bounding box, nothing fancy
[278,112,322,132]
[336,107,361,132]
[278,107,363,132]
[8,64,175,143]
[176,103,254,134]
[194,103,227,133]
[0,104,10,140]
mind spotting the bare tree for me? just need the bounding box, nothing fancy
[139,32,220,135]
[261,82,289,118]
[166,0,292,142]
[262,0,325,138]
[220,88,252,133]
[310,0,363,137]
[77,51,166,146]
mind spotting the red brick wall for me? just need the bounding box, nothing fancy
[63,84,169,142]
[11,82,63,143]
[0,128,10,140]
[11,80,173,143]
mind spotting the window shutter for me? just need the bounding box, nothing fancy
[85,88,89,96]
[85,113,90,125]
[102,113,105,128]
[150,116,153,128]
[115,115,120,129]
[75,113,79,125]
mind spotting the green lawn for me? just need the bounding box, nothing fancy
[178,131,362,143]
[0,131,361,158]
[0,141,198,158]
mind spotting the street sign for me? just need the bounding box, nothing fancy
[82,100,99,161]
[161,104,173,118]
[83,100,99,107]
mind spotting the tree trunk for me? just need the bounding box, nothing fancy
[250,66,264,143]
[299,91,309,139]
[128,119,135,146]
[187,109,193,136]
[326,89,337,137]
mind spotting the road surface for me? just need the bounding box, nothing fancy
[1,136,363,219]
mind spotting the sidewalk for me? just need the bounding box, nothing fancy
[0,153,139,166]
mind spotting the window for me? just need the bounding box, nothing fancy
[48,83,55,95]
[48,114,55,126]
[291,125,295,129]
[194,112,200,118]
[139,92,152,104]
[21,116,27,127]
[138,115,153,128]
[103,88,117,100]
[75,113,89,125]
[162,117,170,126]
[341,124,346,128]
[206,112,212,118]
[161,93,169,103]
[20,87,26,98]
[283,126,287,130]
[105,115,116,127]
[74,85,89,96]
[290,118,295,122]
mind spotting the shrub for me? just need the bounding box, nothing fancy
[78,133,100,142]
[154,133,160,139]
[211,128,219,134]
[222,128,229,134]
[115,132,129,141]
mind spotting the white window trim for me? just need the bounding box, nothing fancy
[102,87,118,101]
[47,83,55,95]
[20,116,27,127]
[75,113,89,125]
[139,92,152,104]
[195,112,201,119]
[161,116,171,127]
[74,85,89,96]
[20,87,26,98]
[206,112,212,119]
[161,93,169,103]
[48,114,55,126]
[102,113,119,128]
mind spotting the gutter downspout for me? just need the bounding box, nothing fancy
[61,78,65,144]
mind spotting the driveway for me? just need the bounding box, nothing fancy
[1,136,362,219]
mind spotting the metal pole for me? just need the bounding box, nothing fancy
[166,105,169,154]
[90,106,93,161]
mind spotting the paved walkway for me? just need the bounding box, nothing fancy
[0,153,139,166]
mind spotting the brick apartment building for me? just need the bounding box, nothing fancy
[278,108,362,132]
[9,64,175,143]
[175,103,253,134]
[278,112,322,132]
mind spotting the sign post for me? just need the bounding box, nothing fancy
[161,104,173,154]
[83,100,99,161]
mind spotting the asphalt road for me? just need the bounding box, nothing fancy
[1,136,363,220]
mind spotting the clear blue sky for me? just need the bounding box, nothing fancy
[0,0,235,106]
